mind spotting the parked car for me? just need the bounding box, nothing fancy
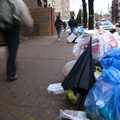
[115,23,120,27]
[95,20,116,33]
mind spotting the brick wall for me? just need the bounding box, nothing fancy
[20,0,56,36]
[23,0,38,8]
[20,7,56,36]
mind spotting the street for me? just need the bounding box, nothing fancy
[0,31,78,120]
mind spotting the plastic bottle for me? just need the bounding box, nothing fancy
[96,100,110,120]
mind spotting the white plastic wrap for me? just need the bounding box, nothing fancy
[73,36,105,61]
[73,43,85,59]
[47,83,65,94]
[75,29,99,43]
[99,33,118,52]
[58,109,90,120]
[75,32,91,43]
[98,29,111,35]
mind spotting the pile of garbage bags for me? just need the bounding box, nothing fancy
[47,29,120,120]
[83,48,120,120]
[61,29,120,119]
[73,29,119,62]
[63,29,120,78]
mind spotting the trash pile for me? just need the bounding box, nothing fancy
[83,48,120,120]
[66,28,87,43]
[73,29,118,63]
[58,109,90,120]
[47,29,120,120]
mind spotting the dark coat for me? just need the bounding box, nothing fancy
[68,18,78,27]
[55,20,63,28]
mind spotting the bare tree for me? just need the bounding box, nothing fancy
[88,0,94,29]
[82,0,87,28]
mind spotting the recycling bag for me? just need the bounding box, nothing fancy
[83,48,120,120]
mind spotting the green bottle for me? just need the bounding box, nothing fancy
[96,100,111,120]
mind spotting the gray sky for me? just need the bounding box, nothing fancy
[70,0,112,15]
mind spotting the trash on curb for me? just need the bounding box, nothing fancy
[62,37,95,98]
[62,60,76,79]
[94,66,102,80]
[66,33,77,43]
[48,29,120,120]
[58,109,90,120]
[73,29,118,62]
[65,89,79,104]
[47,83,65,94]
[83,48,120,120]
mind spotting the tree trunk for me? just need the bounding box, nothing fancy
[88,0,94,29]
[82,0,87,28]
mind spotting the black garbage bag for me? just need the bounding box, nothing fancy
[61,37,95,95]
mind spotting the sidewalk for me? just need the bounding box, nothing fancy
[0,31,78,120]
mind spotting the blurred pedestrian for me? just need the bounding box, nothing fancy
[55,16,64,41]
[63,22,67,31]
[0,0,34,81]
[68,16,78,34]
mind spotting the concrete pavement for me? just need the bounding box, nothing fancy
[0,31,79,120]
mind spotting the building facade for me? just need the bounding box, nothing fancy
[21,0,56,36]
[23,0,47,8]
[118,0,120,22]
[48,0,70,20]
[111,0,120,23]
[111,0,118,23]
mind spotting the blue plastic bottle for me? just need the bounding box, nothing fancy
[96,100,110,120]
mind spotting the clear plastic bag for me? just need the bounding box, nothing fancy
[73,30,118,62]
[99,33,118,53]
[62,60,76,79]
[113,32,120,47]
[83,67,120,120]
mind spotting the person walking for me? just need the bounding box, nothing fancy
[68,16,78,34]
[0,0,34,81]
[55,16,64,41]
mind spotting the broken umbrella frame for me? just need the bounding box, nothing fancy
[61,37,96,110]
